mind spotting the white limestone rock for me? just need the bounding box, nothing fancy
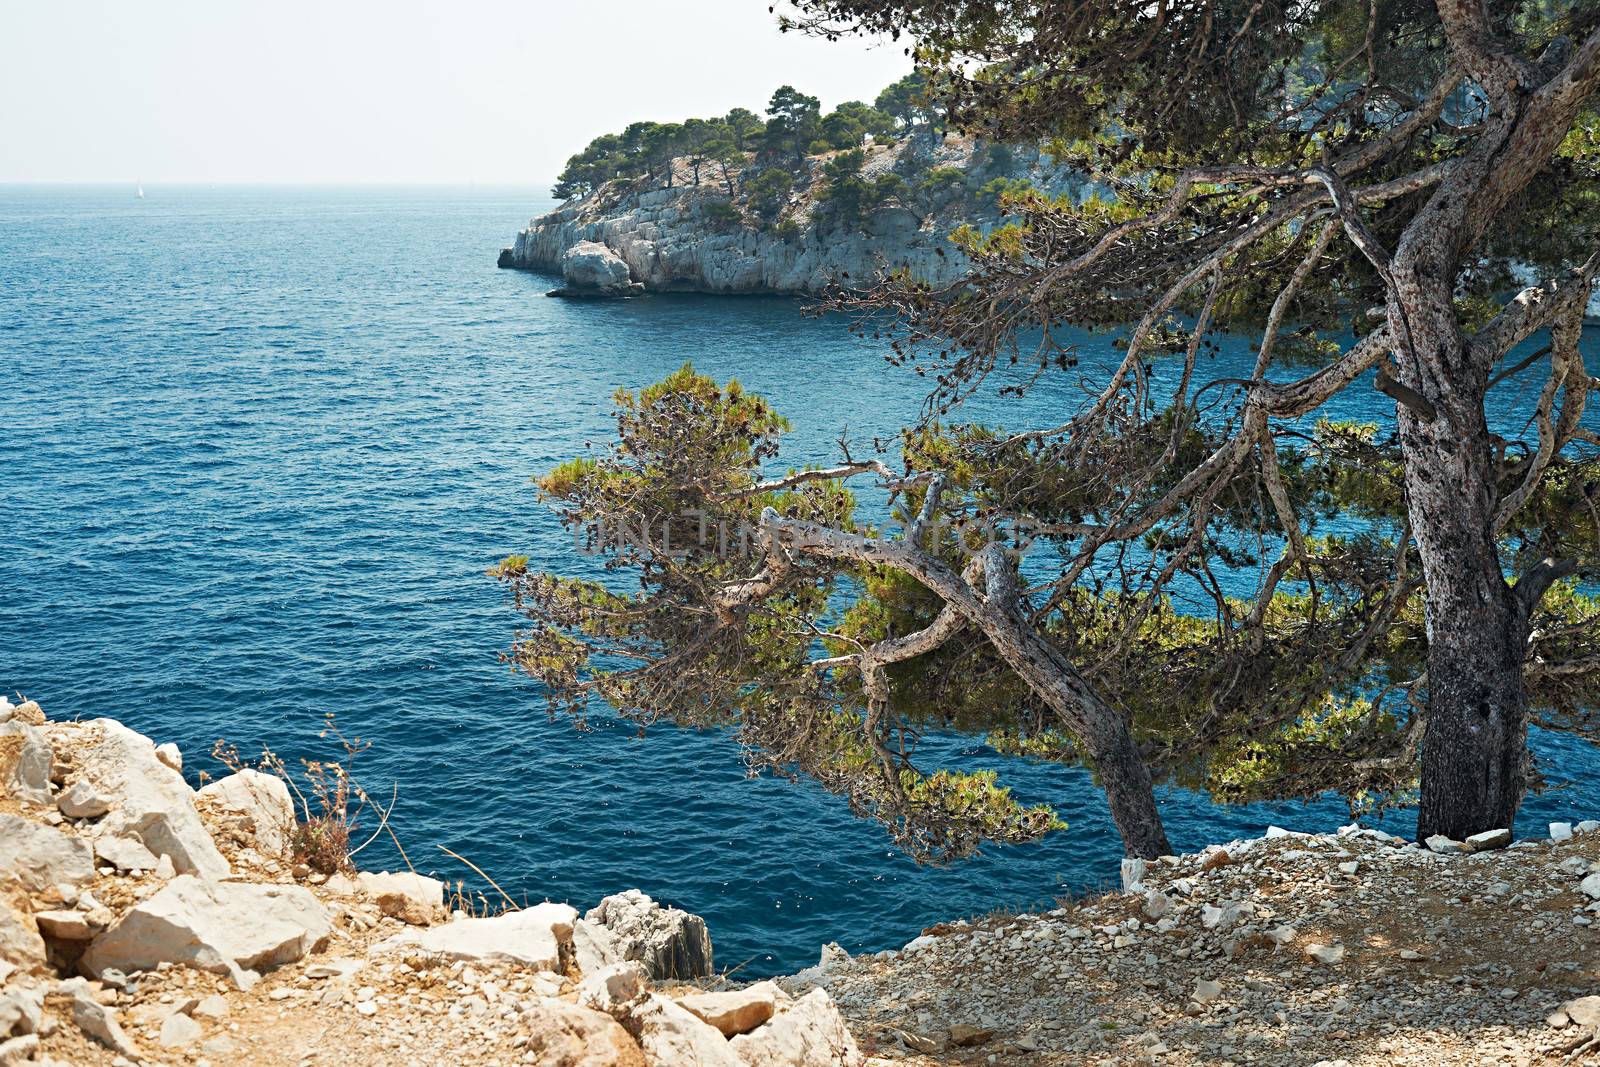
[520,997,646,1067]
[728,988,863,1067]
[559,241,639,295]
[0,983,44,1039]
[377,902,577,970]
[1581,871,1600,900]
[356,870,444,907]
[1465,828,1512,852]
[0,893,45,974]
[93,834,160,873]
[56,778,112,819]
[0,814,96,893]
[0,721,53,805]
[1425,835,1465,855]
[628,994,743,1067]
[160,1010,203,1048]
[74,718,229,880]
[82,874,332,987]
[1551,822,1574,841]
[574,917,623,977]
[197,768,296,857]
[501,137,1075,296]
[71,990,139,1057]
[585,890,714,979]
[677,983,781,1038]
[578,960,649,1016]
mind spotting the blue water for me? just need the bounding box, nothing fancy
[2,184,1596,975]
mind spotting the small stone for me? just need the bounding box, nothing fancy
[1337,861,1359,875]
[269,988,291,1001]
[1399,949,1423,961]
[902,1030,940,1054]
[154,743,183,772]
[159,1011,203,1048]
[71,992,139,1057]
[57,780,112,819]
[1305,943,1346,965]
[1265,925,1297,946]
[1142,890,1173,921]
[948,1023,994,1047]
[1192,978,1222,1005]
[1581,872,1600,901]
[1465,828,1512,852]
[354,1001,377,1017]
[1551,822,1574,842]
[34,910,94,941]
[1425,835,1465,855]
[192,995,229,1021]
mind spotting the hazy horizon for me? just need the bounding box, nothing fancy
[1,0,909,186]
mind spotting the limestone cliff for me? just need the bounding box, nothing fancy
[498,135,1083,295]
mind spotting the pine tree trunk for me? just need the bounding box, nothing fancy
[1397,391,1529,840]
[1389,258,1529,841]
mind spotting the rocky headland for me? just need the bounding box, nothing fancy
[497,136,1075,297]
[4,692,1600,1066]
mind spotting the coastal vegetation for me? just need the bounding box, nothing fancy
[503,0,1600,863]
[549,73,936,203]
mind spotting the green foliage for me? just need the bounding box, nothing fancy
[818,148,907,221]
[744,168,794,220]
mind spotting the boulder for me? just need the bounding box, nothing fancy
[585,890,713,979]
[34,910,94,942]
[0,815,96,893]
[1465,828,1512,852]
[0,1034,38,1066]
[676,983,780,1038]
[0,893,45,974]
[82,874,332,987]
[574,917,623,977]
[0,983,44,1039]
[93,834,160,873]
[627,994,743,1067]
[197,769,296,857]
[71,990,140,1057]
[76,718,230,880]
[578,961,649,1016]
[0,722,53,805]
[521,998,646,1067]
[559,241,640,296]
[377,902,576,970]
[56,779,112,819]
[1425,835,1465,855]
[1581,871,1600,900]
[159,1011,203,1048]
[357,869,443,904]
[728,988,863,1067]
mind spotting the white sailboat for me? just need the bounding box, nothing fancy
[136,182,145,199]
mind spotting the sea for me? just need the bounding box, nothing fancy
[2,183,1596,975]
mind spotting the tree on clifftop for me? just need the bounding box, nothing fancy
[507,2,1600,862]
[766,86,823,167]
[776,0,1600,843]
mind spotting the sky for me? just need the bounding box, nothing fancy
[0,0,909,185]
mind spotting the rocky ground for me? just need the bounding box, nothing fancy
[5,693,1600,1066]
[813,826,1600,1065]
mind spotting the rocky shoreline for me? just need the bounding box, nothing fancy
[5,694,1600,1065]
[497,136,1073,298]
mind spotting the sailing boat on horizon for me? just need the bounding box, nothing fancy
[136,182,145,199]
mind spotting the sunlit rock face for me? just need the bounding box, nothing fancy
[500,136,1083,295]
